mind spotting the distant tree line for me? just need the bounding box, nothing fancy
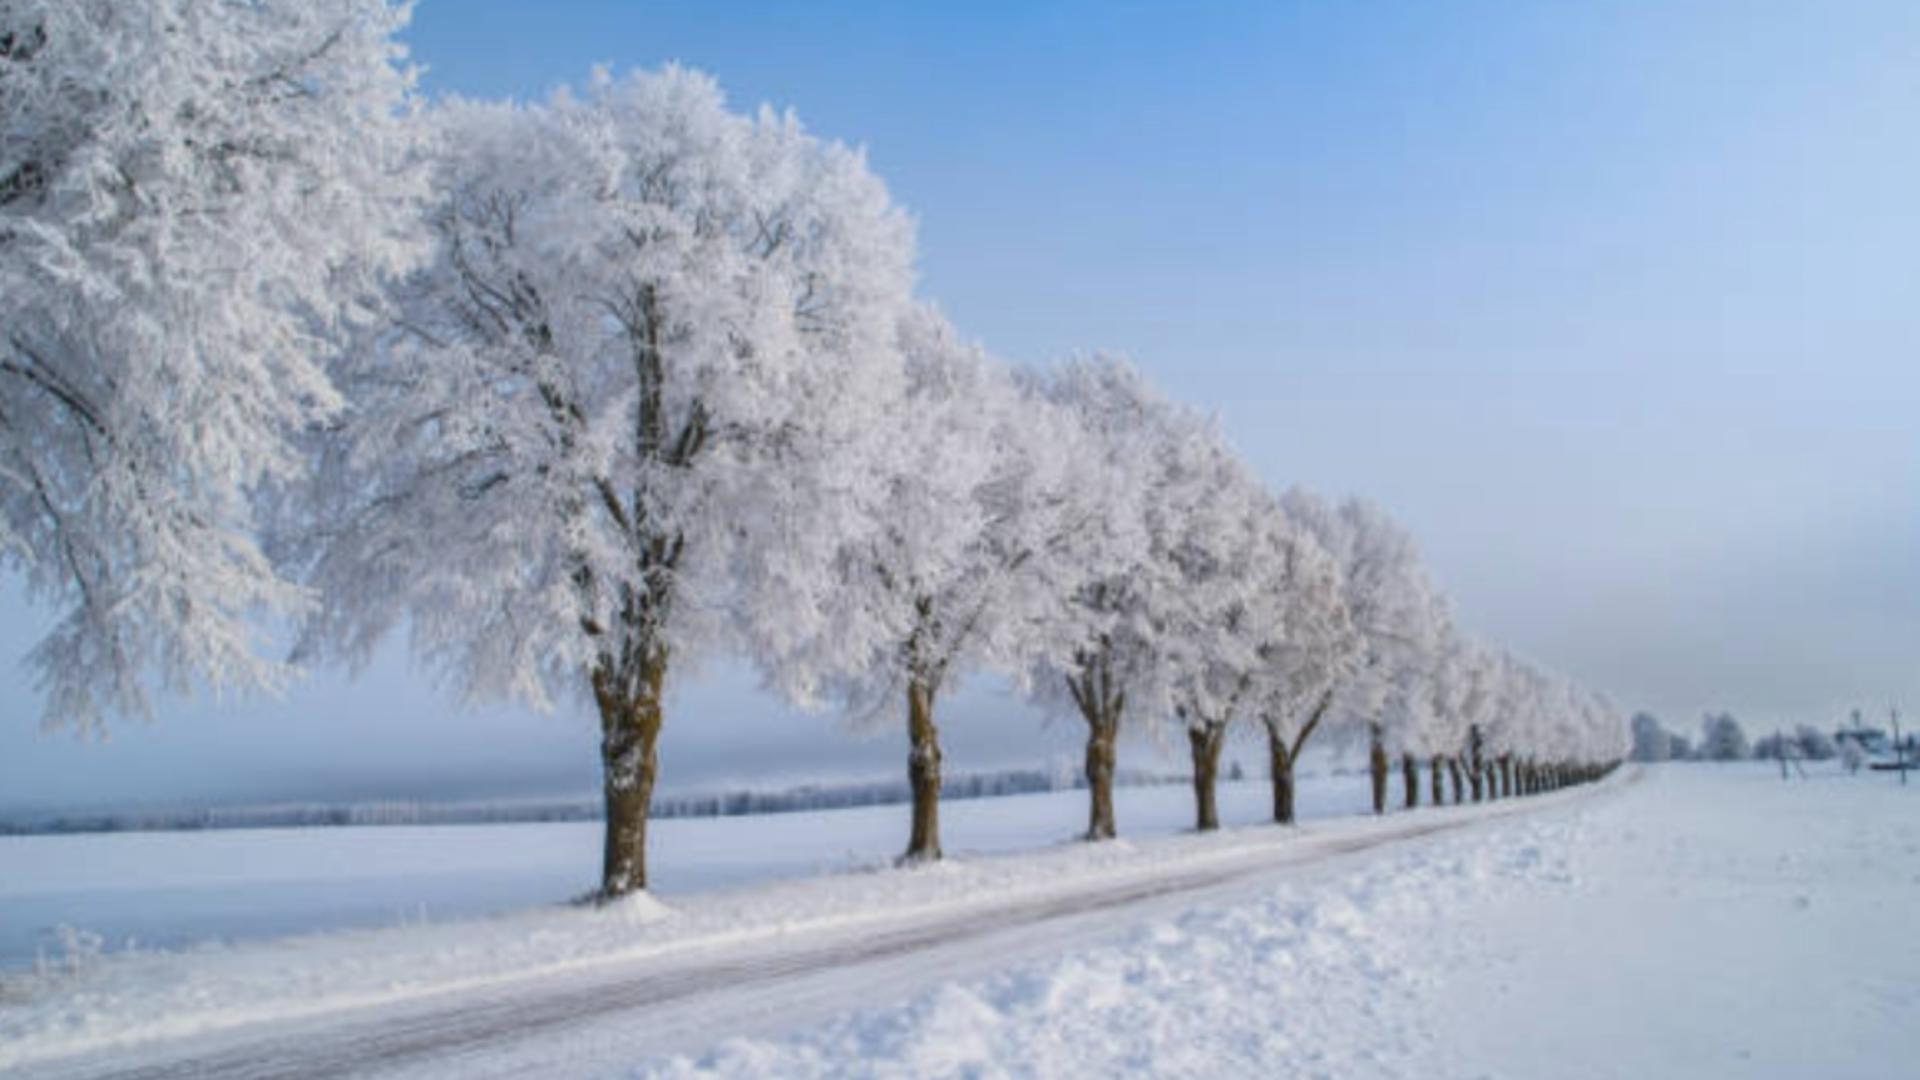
[1631,710,1909,766]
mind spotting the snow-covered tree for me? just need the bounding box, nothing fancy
[1631,712,1671,763]
[824,306,1078,862]
[1248,495,1357,825]
[1477,652,1529,792]
[1488,658,1550,798]
[1282,491,1443,815]
[285,68,916,899]
[0,0,427,730]
[1419,626,1467,803]
[1436,633,1497,802]
[1021,357,1171,840]
[1793,724,1836,761]
[1155,421,1273,832]
[1376,591,1452,809]
[1699,712,1751,762]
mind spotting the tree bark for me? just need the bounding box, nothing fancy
[1084,712,1118,840]
[1499,754,1513,798]
[1189,723,1225,831]
[1468,724,1485,803]
[1266,722,1296,825]
[1264,691,1330,828]
[902,677,943,863]
[1069,652,1123,841]
[1368,724,1389,815]
[1430,755,1446,806]
[1448,754,1464,803]
[1402,752,1419,809]
[594,661,664,900]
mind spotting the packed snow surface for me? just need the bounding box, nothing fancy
[2,765,1914,1078]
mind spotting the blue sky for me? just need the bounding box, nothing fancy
[3,1,1916,811]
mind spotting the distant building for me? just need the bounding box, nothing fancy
[1834,726,1890,756]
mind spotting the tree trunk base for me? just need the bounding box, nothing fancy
[1267,724,1296,825]
[595,662,664,901]
[904,679,942,863]
[1190,724,1224,831]
[1085,721,1118,841]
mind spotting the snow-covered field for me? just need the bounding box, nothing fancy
[0,774,1370,973]
[2,765,1914,1078]
[637,765,1920,1079]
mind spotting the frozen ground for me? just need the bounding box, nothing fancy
[0,774,1369,972]
[3,765,1914,1078]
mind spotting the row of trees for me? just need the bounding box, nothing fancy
[1,1,1627,900]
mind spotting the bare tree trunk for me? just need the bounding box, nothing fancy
[1068,652,1124,841]
[594,661,664,900]
[1402,752,1418,809]
[1468,724,1485,802]
[1448,755,1464,803]
[1430,755,1446,806]
[903,677,942,863]
[1263,692,1330,827]
[1189,724,1225,831]
[1368,724,1389,815]
[1499,754,1513,798]
[1084,713,1118,840]
[1266,722,1296,825]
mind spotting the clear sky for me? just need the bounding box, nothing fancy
[4,0,1917,812]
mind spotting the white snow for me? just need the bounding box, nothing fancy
[3,765,1913,1078]
[636,765,1920,1079]
[0,774,1371,1069]
[0,775,1368,973]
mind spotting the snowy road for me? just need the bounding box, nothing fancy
[7,784,1607,1080]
